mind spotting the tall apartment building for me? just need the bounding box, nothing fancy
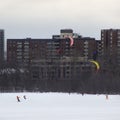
[101,29,120,65]
[0,29,4,63]
[53,29,96,60]
[7,37,96,66]
[7,29,97,80]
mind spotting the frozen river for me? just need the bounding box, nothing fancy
[0,93,120,120]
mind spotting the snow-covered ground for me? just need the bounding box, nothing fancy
[0,93,120,120]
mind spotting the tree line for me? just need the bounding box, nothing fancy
[0,56,120,94]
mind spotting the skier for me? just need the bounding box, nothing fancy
[23,95,26,100]
[16,96,20,102]
[106,95,108,100]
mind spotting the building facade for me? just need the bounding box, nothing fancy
[96,40,102,58]
[53,29,97,60]
[101,29,120,65]
[7,29,97,80]
[0,30,4,63]
[7,35,96,66]
[7,38,51,66]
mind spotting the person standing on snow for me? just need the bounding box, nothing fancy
[23,95,26,100]
[16,96,20,102]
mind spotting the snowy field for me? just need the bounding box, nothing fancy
[0,93,120,120]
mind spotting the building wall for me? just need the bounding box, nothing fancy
[7,29,98,80]
[0,30,4,63]
[101,29,120,65]
[96,40,102,58]
[54,29,97,60]
[7,36,96,66]
[7,39,30,66]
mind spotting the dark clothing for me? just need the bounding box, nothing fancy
[17,96,20,102]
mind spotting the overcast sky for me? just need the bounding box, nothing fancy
[0,0,120,40]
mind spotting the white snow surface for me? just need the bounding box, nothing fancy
[0,93,120,120]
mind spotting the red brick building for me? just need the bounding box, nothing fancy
[101,29,120,65]
[0,29,4,63]
[7,37,96,66]
[7,29,97,80]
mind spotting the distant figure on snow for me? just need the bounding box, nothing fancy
[82,92,84,96]
[16,96,20,102]
[106,95,108,100]
[23,95,26,100]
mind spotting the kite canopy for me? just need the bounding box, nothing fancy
[89,60,100,71]
[65,36,74,47]
[68,36,74,47]
[57,36,74,55]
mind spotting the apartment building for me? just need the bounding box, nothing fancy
[7,29,97,63]
[7,38,49,66]
[101,29,120,65]
[53,29,96,60]
[0,29,4,63]
[7,38,73,65]
[7,29,97,80]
